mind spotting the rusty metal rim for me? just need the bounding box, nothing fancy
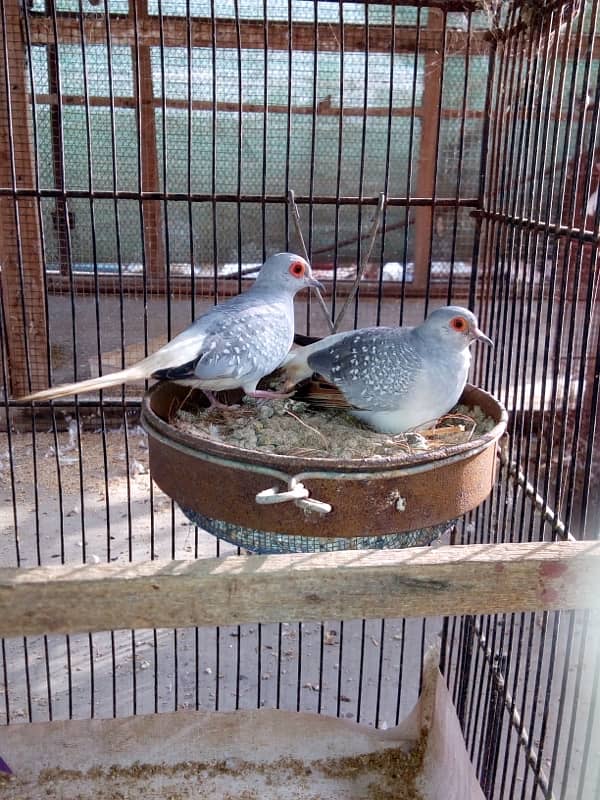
[141,382,508,476]
[142,407,507,493]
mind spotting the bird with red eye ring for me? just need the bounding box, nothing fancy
[448,313,492,346]
[17,251,324,407]
[450,315,469,333]
[289,260,307,279]
[282,304,493,434]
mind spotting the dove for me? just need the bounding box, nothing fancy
[19,253,322,406]
[283,306,492,433]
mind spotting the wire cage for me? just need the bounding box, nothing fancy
[0,0,598,797]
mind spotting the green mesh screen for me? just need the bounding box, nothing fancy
[27,2,501,273]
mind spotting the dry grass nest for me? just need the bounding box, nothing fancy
[172,398,496,462]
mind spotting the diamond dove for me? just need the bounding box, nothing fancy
[283,306,492,433]
[20,253,322,407]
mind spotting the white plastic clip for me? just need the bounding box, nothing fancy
[295,496,332,515]
[255,477,332,515]
[256,482,309,505]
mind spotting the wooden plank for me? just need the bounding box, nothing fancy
[26,15,493,55]
[0,541,598,638]
[0,0,49,395]
[42,272,472,299]
[33,91,490,120]
[25,13,600,60]
[412,9,444,294]
[136,19,165,281]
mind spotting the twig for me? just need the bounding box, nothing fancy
[288,189,309,262]
[383,436,412,456]
[332,193,386,333]
[288,447,326,457]
[288,190,334,333]
[437,413,477,441]
[283,408,329,446]
[422,425,470,440]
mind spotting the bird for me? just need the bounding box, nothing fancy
[19,253,323,406]
[282,306,492,434]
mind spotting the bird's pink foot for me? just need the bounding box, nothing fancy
[203,390,239,410]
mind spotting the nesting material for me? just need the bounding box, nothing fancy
[172,399,496,461]
[0,648,485,800]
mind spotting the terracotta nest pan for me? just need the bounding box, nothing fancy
[141,382,507,539]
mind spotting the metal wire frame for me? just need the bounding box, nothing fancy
[0,1,598,799]
[446,2,600,799]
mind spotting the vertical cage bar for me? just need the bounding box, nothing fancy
[46,0,70,277]
[411,6,443,300]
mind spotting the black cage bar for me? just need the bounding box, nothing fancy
[0,1,598,798]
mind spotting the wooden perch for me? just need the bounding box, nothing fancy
[0,541,599,638]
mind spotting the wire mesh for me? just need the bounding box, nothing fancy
[0,1,598,798]
[181,509,453,553]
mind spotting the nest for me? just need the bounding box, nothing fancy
[171,398,497,463]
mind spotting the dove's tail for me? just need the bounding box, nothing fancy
[18,327,209,402]
[293,377,353,409]
[18,358,157,402]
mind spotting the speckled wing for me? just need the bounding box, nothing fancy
[192,301,294,383]
[307,327,422,411]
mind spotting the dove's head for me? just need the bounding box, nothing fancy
[420,306,493,350]
[254,252,323,295]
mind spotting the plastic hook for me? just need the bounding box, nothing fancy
[255,478,332,515]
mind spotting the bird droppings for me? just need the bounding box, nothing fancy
[172,399,496,461]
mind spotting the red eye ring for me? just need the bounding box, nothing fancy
[289,261,306,278]
[450,316,469,332]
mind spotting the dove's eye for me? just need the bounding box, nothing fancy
[289,261,306,278]
[450,316,469,332]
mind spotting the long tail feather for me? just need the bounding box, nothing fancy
[18,360,154,402]
[18,327,209,402]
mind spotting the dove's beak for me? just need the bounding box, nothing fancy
[307,276,325,291]
[472,327,493,348]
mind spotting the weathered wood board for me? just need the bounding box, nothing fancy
[0,541,598,638]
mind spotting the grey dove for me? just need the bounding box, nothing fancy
[283,306,492,433]
[20,253,322,406]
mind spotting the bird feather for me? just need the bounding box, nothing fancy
[293,377,355,409]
